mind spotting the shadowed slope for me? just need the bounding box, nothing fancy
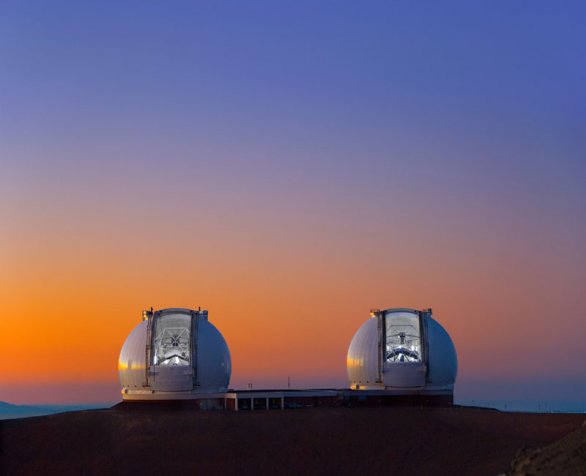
[510,421,586,475]
[1,407,583,475]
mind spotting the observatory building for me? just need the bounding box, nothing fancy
[347,308,457,403]
[117,306,457,410]
[118,308,231,402]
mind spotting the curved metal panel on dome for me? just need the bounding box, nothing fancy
[118,321,148,389]
[195,320,231,391]
[426,317,458,387]
[347,318,380,389]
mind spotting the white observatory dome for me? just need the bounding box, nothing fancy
[119,308,231,400]
[347,308,457,394]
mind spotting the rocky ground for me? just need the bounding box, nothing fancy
[510,419,586,475]
[1,405,584,475]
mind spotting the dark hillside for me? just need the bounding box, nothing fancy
[510,420,586,475]
[1,406,583,475]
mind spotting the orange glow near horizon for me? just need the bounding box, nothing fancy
[2,205,584,405]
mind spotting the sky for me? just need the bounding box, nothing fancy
[1,1,585,405]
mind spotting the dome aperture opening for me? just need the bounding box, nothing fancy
[385,313,422,363]
[153,313,191,366]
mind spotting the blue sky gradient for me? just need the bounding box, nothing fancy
[1,1,585,404]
